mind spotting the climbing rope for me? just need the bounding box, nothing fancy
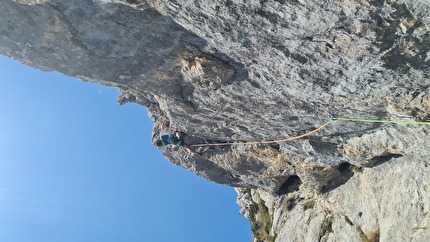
[334,117,430,125]
[191,115,430,147]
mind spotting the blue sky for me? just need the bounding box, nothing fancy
[0,55,251,242]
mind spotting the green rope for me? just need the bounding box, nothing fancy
[190,115,429,147]
[335,117,430,125]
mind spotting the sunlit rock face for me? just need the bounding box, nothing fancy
[1,0,429,241]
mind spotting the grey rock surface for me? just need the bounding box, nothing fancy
[237,155,430,242]
[1,0,429,241]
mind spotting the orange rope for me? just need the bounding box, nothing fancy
[191,120,334,147]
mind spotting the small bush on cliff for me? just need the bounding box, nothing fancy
[303,200,315,210]
[320,217,333,237]
[356,226,380,242]
[248,199,276,242]
[344,215,354,226]
[281,195,295,211]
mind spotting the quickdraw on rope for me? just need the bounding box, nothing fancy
[191,114,430,147]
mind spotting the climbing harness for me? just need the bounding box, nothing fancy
[191,114,430,147]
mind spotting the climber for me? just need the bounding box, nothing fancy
[155,120,200,155]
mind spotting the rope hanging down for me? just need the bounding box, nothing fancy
[191,115,430,147]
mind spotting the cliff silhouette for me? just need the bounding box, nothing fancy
[1,0,429,241]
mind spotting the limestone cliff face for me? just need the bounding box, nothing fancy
[1,0,429,241]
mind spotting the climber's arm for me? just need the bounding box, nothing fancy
[161,120,169,131]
